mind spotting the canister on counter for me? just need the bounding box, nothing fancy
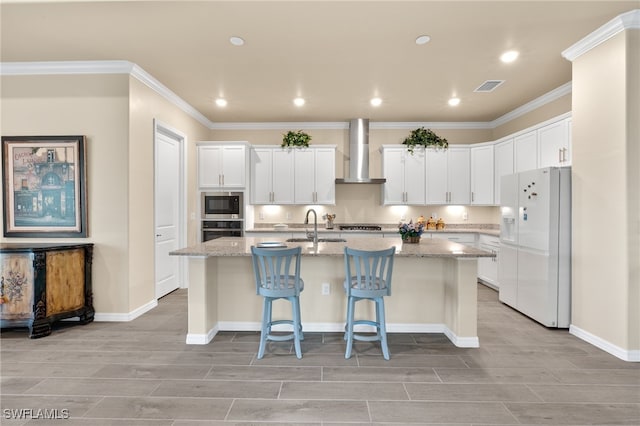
[426,217,437,230]
[436,218,445,230]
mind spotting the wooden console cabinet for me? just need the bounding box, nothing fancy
[0,243,94,338]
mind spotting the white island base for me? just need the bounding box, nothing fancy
[177,237,484,348]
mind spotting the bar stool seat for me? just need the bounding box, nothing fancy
[343,246,395,360]
[251,246,304,359]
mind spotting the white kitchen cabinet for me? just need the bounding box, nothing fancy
[197,143,247,189]
[477,234,500,289]
[514,131,537,173]
[429,232,477,246]
[250,147,294,204]
[494,138,514,206]
[381,146,426,205]
[426,147,470,205]
[538,118,571,168]
[294,147,336,204]
[470,144,494,205]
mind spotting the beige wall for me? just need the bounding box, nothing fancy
[1,74,131,313]
[1,73,210,315]
[127,77,210,310]
[571,29,639,353]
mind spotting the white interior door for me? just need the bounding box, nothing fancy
[154,122,185,299]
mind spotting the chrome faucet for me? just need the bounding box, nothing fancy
[304,208,318,245]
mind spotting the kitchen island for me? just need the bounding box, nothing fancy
[170,236,493,347]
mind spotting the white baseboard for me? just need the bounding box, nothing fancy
[186,324,219,345]
[93,299,158,322]
[208,321,479,348]
[570,325,640,362]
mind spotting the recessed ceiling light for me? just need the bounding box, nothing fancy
[500,50,519,63]
[415,35,431,45]
[215,98,228,107]
[370,97,382,107]
[229,36,245,46]
[448,97,460,107]
[293,97,305,107]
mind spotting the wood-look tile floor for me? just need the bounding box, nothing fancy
[1,285,639,425]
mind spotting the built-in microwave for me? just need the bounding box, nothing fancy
[201,192,243,219]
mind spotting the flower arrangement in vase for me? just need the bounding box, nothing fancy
[398,219,424,243]
[322,213,336,229]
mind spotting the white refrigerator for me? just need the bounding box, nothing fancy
[498,167,571,328]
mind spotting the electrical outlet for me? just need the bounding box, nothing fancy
[286,212,292,220]
[431,212,438,219]
[321,283,331,295]
[462,210,468,221]
[259,211,264,220]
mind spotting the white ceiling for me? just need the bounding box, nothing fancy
[1,1,637,124]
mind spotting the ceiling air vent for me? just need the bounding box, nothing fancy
[474,80,505,92]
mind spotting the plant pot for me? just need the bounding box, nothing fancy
[403,236,420,244]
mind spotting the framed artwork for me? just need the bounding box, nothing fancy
[2,136,87,237]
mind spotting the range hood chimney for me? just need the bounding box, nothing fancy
[335,119,386,184]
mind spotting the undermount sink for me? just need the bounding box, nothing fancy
[286,238,347,243]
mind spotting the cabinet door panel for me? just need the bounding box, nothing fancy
[272,149,294,204]
[251,148,273,204]
[471,145,494,205]
[294,149,316,204]
[448,148,470,205]
[314,148,335,204]
[198,146,222,188]
[426,149,448,204]
[538,119,570,168]
[382,148,406,204]
[404,149,426,204]
[221,146,246,188]
[494,139,514,206]
[515,131,537,172]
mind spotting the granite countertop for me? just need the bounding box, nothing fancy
[170,236,495,259]
[245,226,500,237]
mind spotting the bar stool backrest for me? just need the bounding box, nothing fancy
[344,246,395,298]
[251,246,303,298]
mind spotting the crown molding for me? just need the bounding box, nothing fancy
[490,82,572,128]
[1,60,570,132]
[562,9,640,62]
[0,60,212,128]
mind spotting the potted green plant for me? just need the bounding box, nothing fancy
[402,127,448,154]
[282,130,311,148]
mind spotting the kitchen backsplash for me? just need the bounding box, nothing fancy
[248,184,501,227]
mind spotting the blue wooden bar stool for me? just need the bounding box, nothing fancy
[251,246,304,359]
[343,246,396,360]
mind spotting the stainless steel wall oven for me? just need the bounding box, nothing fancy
[201,192,244,242]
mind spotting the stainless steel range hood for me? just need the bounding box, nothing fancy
[335,119,386,184]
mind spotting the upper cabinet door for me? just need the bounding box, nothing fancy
[470,145,494,205]
[220,145,247,188]
[198,145,223,189]
[250,147,294,204]
[494,138,514,206]
[293,149,316,204]
[313,148,336,204]
[197,144,246,189]
[514,131,537,173]
[381,148,406,205]
[538,118,571,168]
[271,149,295,204]
[448,147,470,205]
[426,148,448,204]
[251,148,274,204]
[381,147,425,205]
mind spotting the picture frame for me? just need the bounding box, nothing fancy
[2,136,87,237]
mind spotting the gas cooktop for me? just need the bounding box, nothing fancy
[339,225,382,231]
